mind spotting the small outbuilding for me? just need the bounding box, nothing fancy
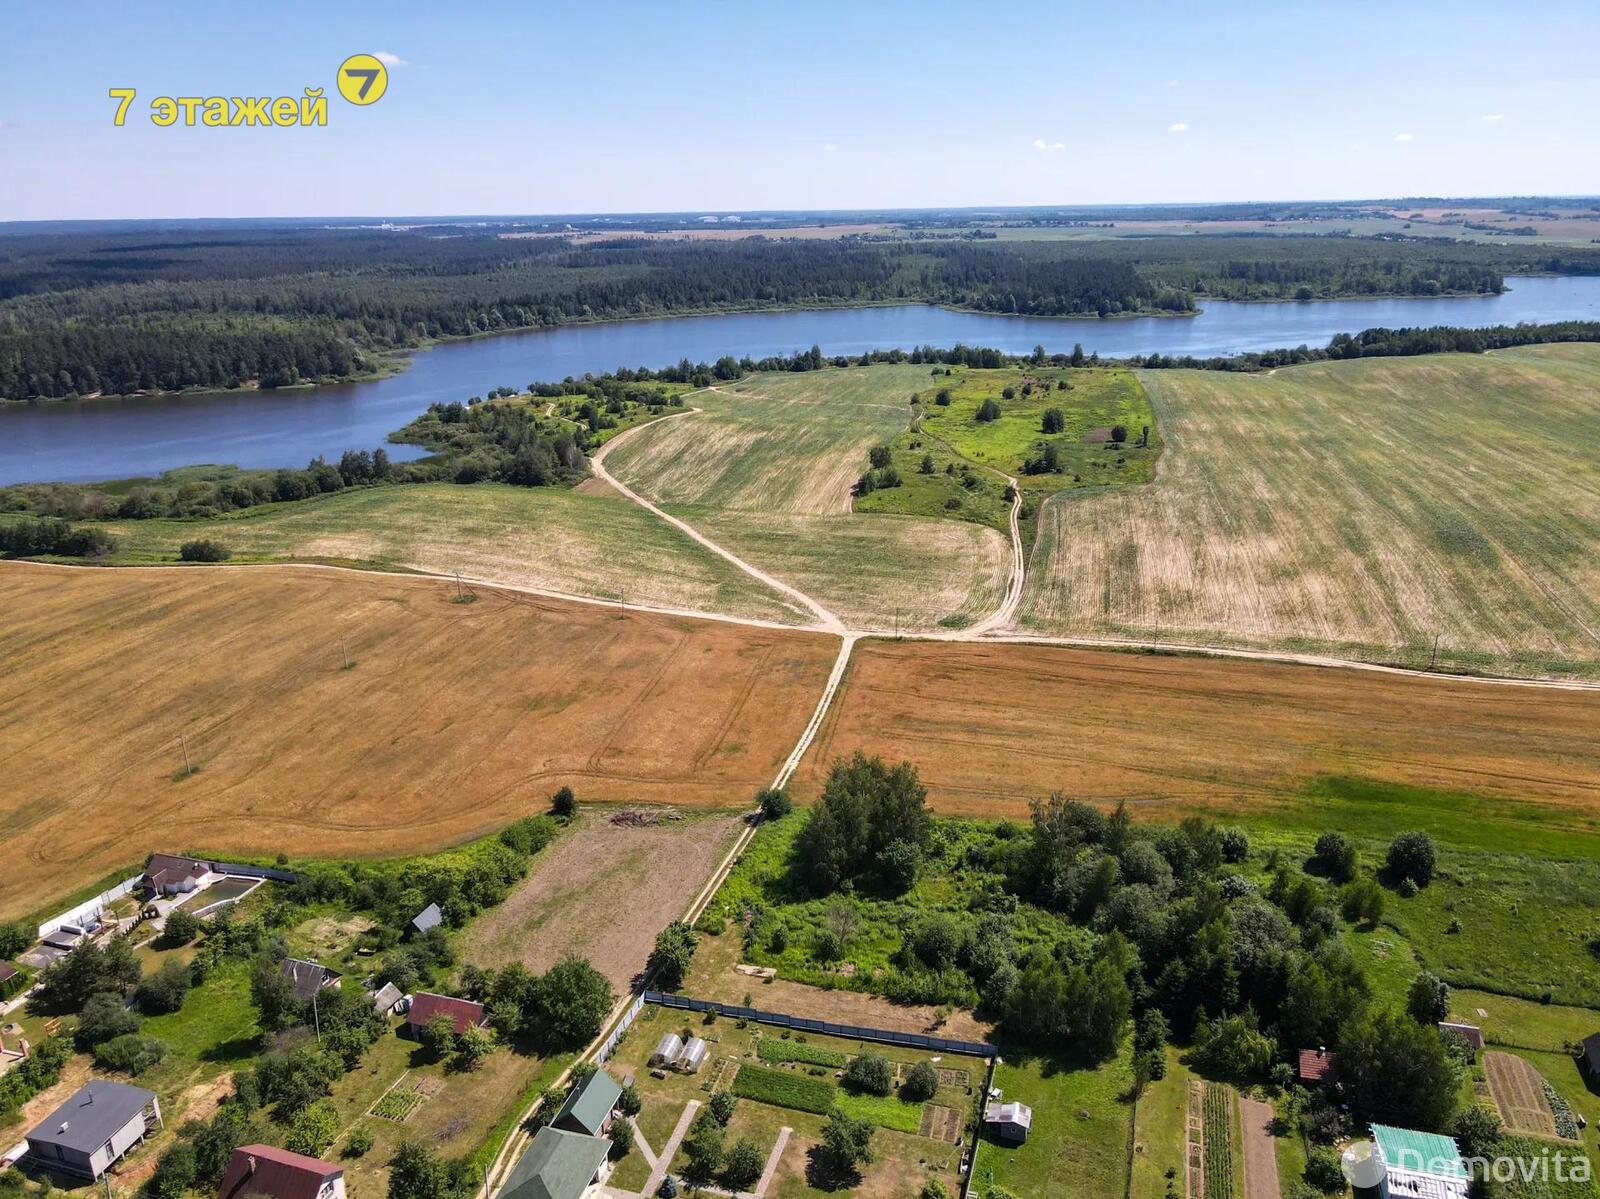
[551,1069,622,1138]
[217,1143,346,1199]
[1579,1032,1600,1085]
[984,1100,1033,1145]
[675,1037,709,1074]
[25,1080,162,1180]
[370,982,405,1017]
[280,958,341,1004]
[1369,1123,1469,1199]
[1298,1047,1339,1085]
[495,1126,611,1199]
[406,904,443,940]
[1438,1022,1485,1051]
[406,992,487,1038]
[649,1033,683,1067]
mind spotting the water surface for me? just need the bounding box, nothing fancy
[3,274,1597,484]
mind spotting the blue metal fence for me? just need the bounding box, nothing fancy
[641,991,993,1059]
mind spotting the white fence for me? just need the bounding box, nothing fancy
[37,874,141,939]
[596,993,645,1064]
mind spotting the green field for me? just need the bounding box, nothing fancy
[1020,345,1600,679]
[90,481,807,623]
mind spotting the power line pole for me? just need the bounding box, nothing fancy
[179,732,191,778]
[340,634,351,670]
[1429,633,1440,671]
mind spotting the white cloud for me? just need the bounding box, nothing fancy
[822,143,838,152]
[1481,113,1504,122]
[1166,78,1180,87]
[1393,132,1414,142]
[374,50,407,66]
[1167,122,1188,134]
[1032,138,1064,151]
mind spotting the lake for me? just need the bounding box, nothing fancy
[4,274,1599,484]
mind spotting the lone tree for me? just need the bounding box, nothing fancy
[1109,424,1128,444]
[976,398,1002,423]
[1312,831,1358,883]
[843,1053,893,1097]
[1386,831,1437,887]
[723,1139,764,1190]
[816,1111,874,1181]
[1041,407,1065,434]
[901,1060,939,1102]
[647,922,697,991]
[757,787,792,820]
[1407,971,1451,1024]
[551,786,577,819]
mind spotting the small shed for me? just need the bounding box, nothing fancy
[1298,1047,1339,1085]
[406,904,443,940]
[551,1070,622,1138]
[26,1080,162,1180]
[406,993,487,1038]
[649,1033,683,1067]
[1438,1022,1485,1051]
[370,982,405,1017]
[280,958,341,1004]
[675,1037,709,1074]
[984,1100,1032,1144]
[1580,1032,1600,1084]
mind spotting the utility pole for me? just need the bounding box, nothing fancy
[313,986,321,1041]
[179,732,191,778]
[340,634,350,670]
[454,570,465,601]
[1429,633,1440,671]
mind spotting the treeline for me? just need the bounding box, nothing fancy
[1130,319,1600,371]
[12,225,1590,400]
[394,401,588,486]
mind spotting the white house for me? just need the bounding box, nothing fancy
[26,1080,161,1180]
[984,1100,1033,1144]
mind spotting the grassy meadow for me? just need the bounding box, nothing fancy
[1020,345,1600,679]
[90,481,808,624]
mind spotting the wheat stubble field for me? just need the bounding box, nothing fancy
[795,639,1600,846]
[0,563,837,920]
[1020,345,1600,679]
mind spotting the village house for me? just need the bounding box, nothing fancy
[141,854,214,898]
[405,992,487,1038]
[217,1143,346,1199]
[495,1126,611,1199]
[25,1080,162,1180]
[983,1100,1032,1144]
[1298,1047,1339,1085]
[1369,1123,1470,1199]
[406,903,443,940]
[280,958,341,1004]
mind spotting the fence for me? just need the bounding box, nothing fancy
[597,993,646,1064]
[205,860,302,883]
[37,874,142,939]
[641,991,994,1059]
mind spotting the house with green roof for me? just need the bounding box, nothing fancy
[551,1070,621,1138]
[495,1128,610,1199]
[1371,1124,1470,1199]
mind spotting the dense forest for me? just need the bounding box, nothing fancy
[5,225,1598,400]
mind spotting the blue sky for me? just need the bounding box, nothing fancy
[2,0,1596,220]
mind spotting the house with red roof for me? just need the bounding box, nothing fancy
[218,1144,345,1199]
[405,992,487,1038]
[1298,1047,1339,1085]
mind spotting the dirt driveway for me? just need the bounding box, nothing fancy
[1238,1094,1282,1199]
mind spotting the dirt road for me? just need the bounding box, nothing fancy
[1238,1095,1282,1199]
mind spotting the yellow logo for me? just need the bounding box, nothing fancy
[337,54,389,106]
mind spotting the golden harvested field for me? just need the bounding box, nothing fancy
[0,563,838,920]
[676,505,1011,633]
[795,639,1600,840]
[1019,346,1600,679]
[94,482,808,625]
[604,366,923,514]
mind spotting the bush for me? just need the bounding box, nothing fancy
[1386,831,1436,887]
[179,539,232,562]
[285,1099,340,1157]
[95,1033,168,1073]
[609,1118,635,1160]
[708,1089,737,1125]
[618,1083,643,1117]
[1303,1150,1345,1194]
[1450,1104,1503,1159]
[343,1126,375,1158]
[842,1053,893,1097]
[901,1060,938,1102]
[1219,829,1249,864]
[1406,971,1450,1024]
[0,517,116,559]
[723,1139,764,1190]
[137,959,192,1015]
[976,398,1002,423]
[551,786,577,818]
[648,922,697,991]
[1041,408,1065,434]
[757,788,792,820]
[76,991,142,1048]
[1312,832,1357,883]
[159,908,204,947]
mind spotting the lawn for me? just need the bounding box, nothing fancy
[91,480,806,625]
[973,1044,1136,1199]
[1020,345,1600,679]
[1130,1048,1194,1199]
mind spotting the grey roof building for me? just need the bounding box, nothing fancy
[551,1070,622,1137]
[495,1127,610,1199]
[26,1080,161,1179]
[407,904,443,939]
[370,982,405,1016]
[984,1100,1033,1144]
[281,958,341,1003]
